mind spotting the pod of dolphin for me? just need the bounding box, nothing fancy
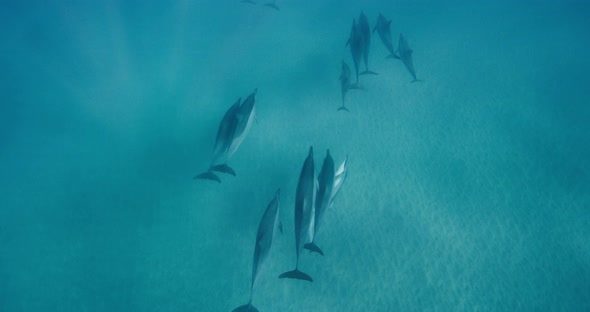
[195,6,421,312]
[228,147,348,312]
[341,11,422,111]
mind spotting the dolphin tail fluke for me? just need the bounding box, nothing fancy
[193,171,221,183]
[304,242,325,256]
[411,79,424,83]
[337,105,350,112]
[232,303,259,312]
[360,70,379,75]
[387,53,400,59]
[279,269,313,282]
[210,164,236,176]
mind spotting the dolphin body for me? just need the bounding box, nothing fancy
[346,19,363,84]
[194,89,257,182]
[233,190,282,312]
[397,34,422,83]
[304,150,334,256]
[358,11,378,75]
[305,154,348,256]
[227,89,257,159]
[373,13,399,59]
[263,1,279,10]
[279,147,316,282]
[338,61,361,112]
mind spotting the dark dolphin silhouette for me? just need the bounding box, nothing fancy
[305,154,348,256]
[279,147,316,282]
[358,11,378,75]
[346,19,363,84]
[304,150,334,256]
[373,13,399,59]
[338,61,361,112]
[227,89,257,159]
[398,34,422,83]
[233,190,282,312]
[194,98,240,182]
[194,89,257,182]
[263,1,279,10]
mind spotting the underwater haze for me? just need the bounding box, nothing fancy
[1,0,589,311]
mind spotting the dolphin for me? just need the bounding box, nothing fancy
[263,1,279,10]
[358,11,378,75]
[398,34,422,83]
[304,150,334,256]
[194,89,257,182]
[233,190,282,312]
[241,0,256,5]
[305,154,348,256]
[345,19,363,84]
[338,61,361,112]
[373,13,399,59]
[194,98,241,182]
[227,89,257,160]
[279,147,316,282]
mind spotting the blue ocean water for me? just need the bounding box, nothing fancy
[1,0,589,311]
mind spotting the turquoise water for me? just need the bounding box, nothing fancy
[1,1,589,311]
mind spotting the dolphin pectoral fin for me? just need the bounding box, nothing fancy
[337,106,350,112]
[193,171,221,183]
[232,304,259,312]
[279,269,313,282]
[304,242,325,256]
[360,70,379,75]
[387,53,400,59]
[210,164,236,176]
